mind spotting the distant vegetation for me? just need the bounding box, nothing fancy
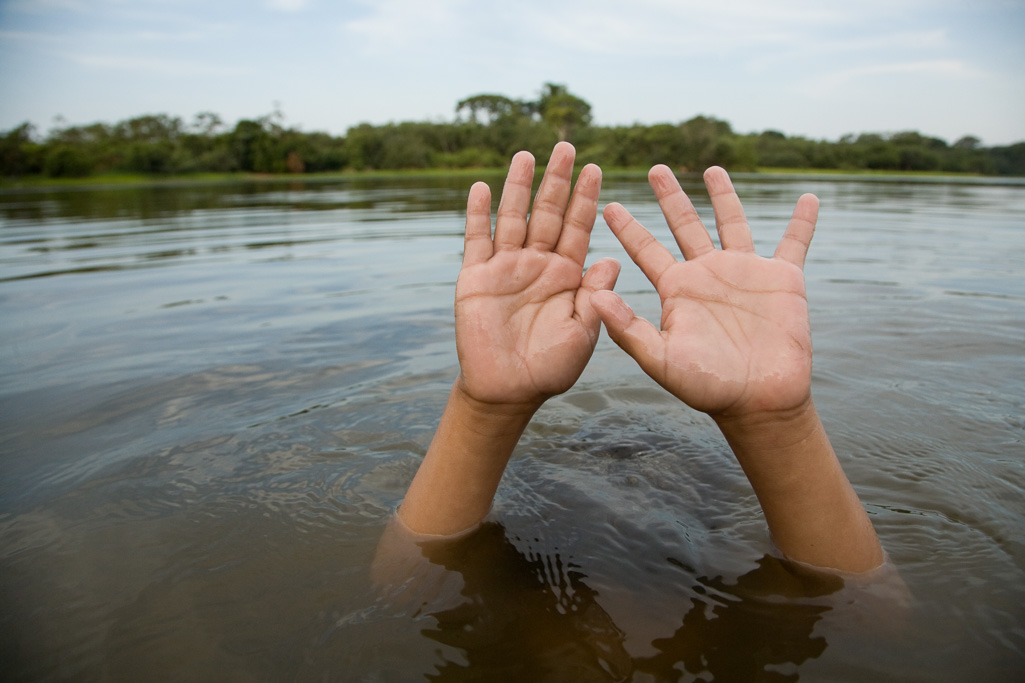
[2,83,1023,179]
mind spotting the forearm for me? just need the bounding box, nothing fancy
[397,380,537,536]
[714,400,884,573]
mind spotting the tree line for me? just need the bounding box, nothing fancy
[2,83,1023,179]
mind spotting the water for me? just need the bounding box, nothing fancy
[1,172,1023,681]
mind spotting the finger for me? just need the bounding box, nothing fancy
[493,151,535,251]
[774,193,819,268]
[704,166,754,252]
[463,181,494,266]
[554,163,602,267]
[590,290,666,380]
[525,141,575,251]
[603,202,678,290]
[648,165,715,260]
[574,257,621,333]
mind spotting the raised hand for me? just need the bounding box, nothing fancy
[455,141,620,408]
[395,143,619,537]
[590,165,819,419]
[592,166,883,572]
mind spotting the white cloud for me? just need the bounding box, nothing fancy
[266,0,310,11]
[0,29,66,43]
[339,0,470,57]
[68,53,246,77]
[335,0,950,63]
[807,59,985,92]
[4,0,90,12]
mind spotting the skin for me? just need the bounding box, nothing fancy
[589,165,883,572]
[396,147,883,573]
[397,141,620,537]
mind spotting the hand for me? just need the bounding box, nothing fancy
[591,167,885,573]
[455,141,620,409]
[393,143,620,536]
[591,165,819,419]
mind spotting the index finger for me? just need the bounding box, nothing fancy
[603,202,678,290]
[554,163,602,267]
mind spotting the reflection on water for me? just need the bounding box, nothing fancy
[1,173,1024,680]
[387,523,844,681]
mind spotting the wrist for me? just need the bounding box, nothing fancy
[711,397,835,512]
[452,375,544,429]
[711,398,819,455]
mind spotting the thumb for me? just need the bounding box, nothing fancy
[576,258,621,330]
[590,290,666,380]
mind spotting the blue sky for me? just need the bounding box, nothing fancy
[1,0,1023,145]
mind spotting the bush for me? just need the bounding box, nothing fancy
[44,145,93,177]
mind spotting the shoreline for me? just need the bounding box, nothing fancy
[1,166,1020,191]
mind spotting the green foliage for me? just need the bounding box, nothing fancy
[229,119,279,172]
[44,145,93,177]
[537,83,592,142]
[2,85,1023,179]
[456,94,527,124]
[0,123,43,176]
[989,143,1025,176]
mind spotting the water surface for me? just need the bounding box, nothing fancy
[2,172,1024,680]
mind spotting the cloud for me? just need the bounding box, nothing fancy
[0,29,66,43]
[265,0,310,11]
[340,0,467,53]
[68,53,246,77]
[809,59,984,92]
[4,0,90,12]
[529,0,958,63]
[335,0,950,64]
[336,0,809,63]
[112,29,211,43]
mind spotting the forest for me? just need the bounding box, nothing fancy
[2,83,1023,179]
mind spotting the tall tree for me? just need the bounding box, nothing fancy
[536,83,592,142]
[456,94,526,124]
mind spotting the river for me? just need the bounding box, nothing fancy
[1,171,1023,680]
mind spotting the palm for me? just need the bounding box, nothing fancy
[656,251,812,415]
[456,250,595,404]
[452,143,619,409]
[594,166,820,420]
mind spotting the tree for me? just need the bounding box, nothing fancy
[229,119,280,172]
[190,112,224,136]
[989,142,1025,175]
[113,114,183,143]
[753,130,809,168]
[4,86,1024,179]
[0,122,42,176]
[43,145,93,177]
[678,116,735,170]
[456,94,526,124]
[536,83,592,142]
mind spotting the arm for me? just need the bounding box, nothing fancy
[397,142,621,537]
[590,165,883,573]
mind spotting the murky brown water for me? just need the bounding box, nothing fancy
[2,172,1023,680]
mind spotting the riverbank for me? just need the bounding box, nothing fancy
[3,165,1021,192]
[0,167,500,191]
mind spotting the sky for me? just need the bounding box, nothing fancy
[1,0,1023,146]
